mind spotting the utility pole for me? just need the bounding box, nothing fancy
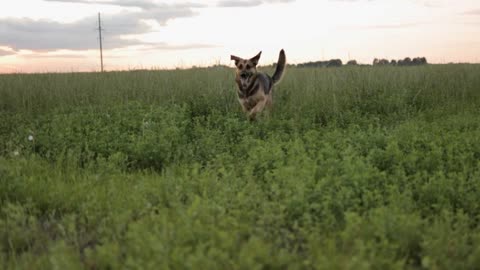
[98,12,104,72]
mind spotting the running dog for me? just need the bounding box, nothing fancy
[230,49,286,120]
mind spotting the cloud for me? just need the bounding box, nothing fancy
[43,0,205,19]
[339,22,425,31]
[0,0,293,52]
[0,2,207,52]
[0,15,144,51]
[44,0,205,9]
[22,54,88,59]
[44,0,294,9]
[328,0,373,2]
[420,1,441,8]
[329,0,440,6]
[218,0,262,7]
[217,0,294,7]
[0,48,16,57]
[361,22,424,29]
[139,43,219,51]
[463,9,480,15]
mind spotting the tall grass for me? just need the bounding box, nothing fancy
[0,65,480,269]
[1,65,479,117]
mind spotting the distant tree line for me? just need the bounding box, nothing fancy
[224,56,429,69]
[291,56,428,68]
[373,57,428,66]
[297,59,343,68]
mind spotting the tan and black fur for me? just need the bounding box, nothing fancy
[230,49,286,120]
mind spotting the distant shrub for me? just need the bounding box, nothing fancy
[347,60,358,66]
[374,57,428,66]
[297,59,343,68]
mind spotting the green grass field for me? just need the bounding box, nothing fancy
[1,65,480,269]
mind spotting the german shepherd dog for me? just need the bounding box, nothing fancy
[230,49,286,120]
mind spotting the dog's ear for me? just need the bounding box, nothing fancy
[230,55,242,66]
[250,51,262,66]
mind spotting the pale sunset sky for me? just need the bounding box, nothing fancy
[0,0,479,73]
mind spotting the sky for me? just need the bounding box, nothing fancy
[0,0,479,73]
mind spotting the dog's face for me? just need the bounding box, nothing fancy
[231,51,261,89]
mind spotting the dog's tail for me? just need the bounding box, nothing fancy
[272,49,286,85]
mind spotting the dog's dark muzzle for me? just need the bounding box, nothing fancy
[240,72,250,79]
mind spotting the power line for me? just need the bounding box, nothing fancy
[98,12,104,72]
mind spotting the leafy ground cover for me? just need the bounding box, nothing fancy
[0,65,480,269]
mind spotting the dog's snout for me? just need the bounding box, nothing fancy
[240,72,248,79]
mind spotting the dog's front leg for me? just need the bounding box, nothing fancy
[248,98,267,121]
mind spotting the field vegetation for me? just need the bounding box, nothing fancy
[1,64,480,269]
